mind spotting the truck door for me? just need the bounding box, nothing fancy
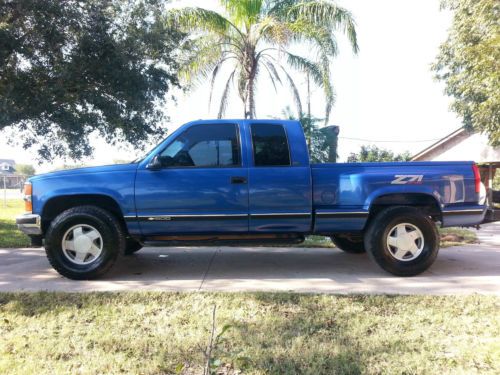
[134,123,249,236]
[247,122,312,232]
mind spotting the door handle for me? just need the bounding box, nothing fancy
[231,176,247,184]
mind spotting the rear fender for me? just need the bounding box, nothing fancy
[364,186,442,211]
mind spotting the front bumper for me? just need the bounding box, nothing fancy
[16,214,42,235]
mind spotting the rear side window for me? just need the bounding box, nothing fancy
[251,124,291,166]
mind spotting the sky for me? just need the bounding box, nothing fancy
[0,0,460,172]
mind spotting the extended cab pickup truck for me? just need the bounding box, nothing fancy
[16,119,498,279]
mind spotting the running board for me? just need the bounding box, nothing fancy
[142,233,305,247]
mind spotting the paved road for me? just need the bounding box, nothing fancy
[1,222,499,295]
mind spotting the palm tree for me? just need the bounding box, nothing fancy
[168,0,358,121]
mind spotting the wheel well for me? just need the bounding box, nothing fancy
[41,194,127,234]
[368,194,442,222]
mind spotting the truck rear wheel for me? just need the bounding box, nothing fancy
[364,206,439,276]
[330,235,365,253]
[44,206,125,280]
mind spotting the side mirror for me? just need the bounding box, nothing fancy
[146,155,162,170]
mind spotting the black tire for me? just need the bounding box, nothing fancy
[364,206,439,276]
[330,235,366,253]
[124,238,143,255]
[45,206,125,280]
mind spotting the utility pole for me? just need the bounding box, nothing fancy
[306,72,312,152]
[306,72,311,119]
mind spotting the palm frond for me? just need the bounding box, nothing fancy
[167,7,242,38]
[220,0,263,28]
[267,0,298,16]
[318,53,335,123]
[283,1,358,53]
[260,62,279,93]
[254,15,291,45]
[218,70,236,118]
[285,52,323,85]
[280,66,303,116]
[260,57,283,86]
[180,40,224,87]
[286,20,338,57]
[208,56,238,109]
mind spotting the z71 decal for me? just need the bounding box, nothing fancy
[391,175,424,184]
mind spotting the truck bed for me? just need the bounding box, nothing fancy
[311,161,485,232]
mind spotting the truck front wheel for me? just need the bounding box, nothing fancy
[44,206,125,280]
[364,206,439,276]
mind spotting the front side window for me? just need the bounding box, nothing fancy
[159,124,240,168]
[251,124,291,166]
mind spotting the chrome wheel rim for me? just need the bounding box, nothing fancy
[386,223,424,262]
[61,224,103,265]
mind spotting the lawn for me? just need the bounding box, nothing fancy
[0,199,30,248]
[0,292,498,374]
[0,199,480,249]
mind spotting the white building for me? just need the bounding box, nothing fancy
[412,128,500,163]
[412,128,499,204]
[0,159,16,175]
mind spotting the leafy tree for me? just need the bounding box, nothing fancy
[433,0,499,145]
[168,0,358,121]
[14,164,35,176]
[347,145,411,163]
[281,106,332,162]
[0,0,185,160]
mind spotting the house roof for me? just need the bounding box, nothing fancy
[411,127,472,161]
[0,159,15,166]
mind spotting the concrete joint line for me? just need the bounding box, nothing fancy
[199,248,219,291]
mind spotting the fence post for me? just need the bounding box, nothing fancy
[3,175,6,208]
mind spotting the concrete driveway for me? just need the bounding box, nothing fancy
[1,223,499,295]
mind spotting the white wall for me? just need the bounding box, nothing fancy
[429,133,500,162]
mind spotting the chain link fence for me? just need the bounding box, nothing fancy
[1,174,27,208]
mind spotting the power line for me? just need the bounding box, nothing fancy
[338,136,441,143]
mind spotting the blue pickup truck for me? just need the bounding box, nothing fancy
[16,119,497,279]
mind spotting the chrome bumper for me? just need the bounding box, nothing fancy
[16,214,42,235]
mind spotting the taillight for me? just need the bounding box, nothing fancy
[472,163,481,194]
[23,182,32,213]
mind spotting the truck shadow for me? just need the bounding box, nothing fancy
[112,245,500,278]
[0,245,499,292]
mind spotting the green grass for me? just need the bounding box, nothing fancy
[0,199,30,248]
[0,292,498,374]
[439,227,478,248]
[298,235,334,248]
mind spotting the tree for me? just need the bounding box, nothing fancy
[433,0,499,145]
[14,164,35,176]
[281,106,331,162]
[168,0,358,121]
[347,145,411,163]
[0,0,185,160]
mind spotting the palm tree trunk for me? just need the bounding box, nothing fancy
[247,76,255,119]
[243,49,257,119]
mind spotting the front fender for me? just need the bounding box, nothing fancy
[32,172,136,218]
